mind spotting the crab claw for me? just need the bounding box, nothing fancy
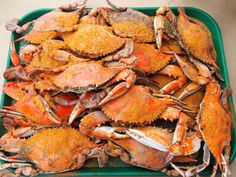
[10,40,21,66]
[4,65,30,81]
[5,18,33,34]
[126,129,168,152]
[154,7,176,49]
[79,111,128,139]
[19,44,39,63]
[185,143,211,176]
[169,135,202,156]
[3,82,31,101]
[174,53,210,85]
[178,82,203,100]
[105,0,127,12]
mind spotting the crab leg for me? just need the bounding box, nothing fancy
[169,135,201,156]
[222,145,231,177]
[4,65,31,81]
[126,129,168,152]
[192,58,212,78]
[10,40,21,66]
[93,126,129,139]
[1,117,33,131]
[0,108,25,117]
[126,127,201,157]
[152,93,185,105]
[0,163,32,171]
[79,111,128,139]
[211,162,218,177]
[105,0,127,12]
[154,6,176,49]
[174,53,210,85]
[178,82,203,100]
[185,143,211,176]
[5,18,34,34]
[68,88,113,125]
[0,152,26,163]
[96,69,136,106]
[15,167,39,177]
[103,40,138,66]
[38,95,62,124]
[19,44,39,63]
[158,64,187,94]
[152,93,196,113]
[161,107,195,144]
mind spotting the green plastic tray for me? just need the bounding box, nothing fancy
[1,7,236,176]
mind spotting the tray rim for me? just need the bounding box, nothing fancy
[1,6,236,176]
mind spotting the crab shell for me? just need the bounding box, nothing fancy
[19,127,99,172]
[102,85,175,124]
[62,24,126,58]
[132,43,173,74]
[24,30,58,45]
[197,80,232,167]
[53,61,121,93]
[177,8,217,68]
[101,8,155,42]
[33,9,82,32]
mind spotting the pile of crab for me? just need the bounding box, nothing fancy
[0,0,233,176]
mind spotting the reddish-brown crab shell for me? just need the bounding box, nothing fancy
[101,85,176,124]
[100,8,155,42]
[62,24,126,58]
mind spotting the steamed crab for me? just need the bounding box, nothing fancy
[62,24,127,58]
[0,127,105,176]
[155,7,220,84]
[72,85,195,146]
[5,1,88,44]
[0,82,75,129]
[79,111,201,174]
[192,80,232,176]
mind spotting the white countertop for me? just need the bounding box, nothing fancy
[0,0,235,176]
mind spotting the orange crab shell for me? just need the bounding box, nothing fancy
[20,127,97,172]
[102,85,175,124]
[53,61,120,91]
[198,80,232,167]
[24,30,58,45]
[132,43,173,73]
[177,8,217,67]
[62,24,126,58]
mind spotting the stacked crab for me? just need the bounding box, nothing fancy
[0,1,233,177]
